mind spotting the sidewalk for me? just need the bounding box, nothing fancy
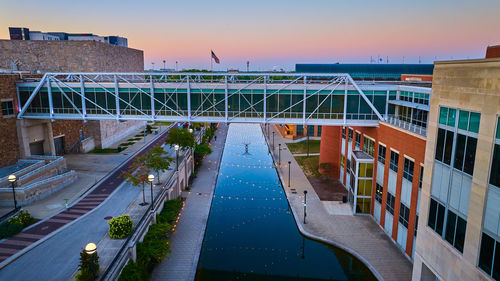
[152,124,228,281]
[0,126,173,267]
[265,124,412,281]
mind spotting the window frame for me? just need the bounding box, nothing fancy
[1,99,15,117]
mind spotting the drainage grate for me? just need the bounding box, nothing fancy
[104,216,112,220]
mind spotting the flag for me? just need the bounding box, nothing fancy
[211,50,220,64]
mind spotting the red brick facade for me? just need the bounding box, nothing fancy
[320,123,426,257]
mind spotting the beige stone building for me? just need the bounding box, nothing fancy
[413,58,500,280]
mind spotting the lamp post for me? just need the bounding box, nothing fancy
[174,144,179,171]
[85,242,98,281]
[148,174,155,211]
[303,190,308,224]
[278,143,281,167]
[288,161,291,187]
[8,175,17,210]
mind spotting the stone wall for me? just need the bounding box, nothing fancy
[0,40,144,72]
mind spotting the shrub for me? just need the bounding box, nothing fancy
[76,248,99,281]
[0,221,23,239]
[108,215,133,239]
[194,144,212,158]
[8,210,35,227]
[118,261,147,281]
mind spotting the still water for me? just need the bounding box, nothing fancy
[195,124,376,281]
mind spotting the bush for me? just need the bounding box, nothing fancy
[0,221,23,239]
[194,144,212,158]
[76,248,99,281]
[118,261,147,281]
[108,215,133,239]
[8,210,35,227]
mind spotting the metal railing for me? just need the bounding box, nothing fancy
[385,115,427,137]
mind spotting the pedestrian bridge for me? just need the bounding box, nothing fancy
[16,72,430,126]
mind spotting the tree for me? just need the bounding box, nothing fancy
[194,144,212,168]
[76,248,99,281]
[121,157,151,205]
[164,127,196,151]
[142,145,173,184]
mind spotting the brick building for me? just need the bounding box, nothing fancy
[0,40,145,167]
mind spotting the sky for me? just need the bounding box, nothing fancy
[1,0,499,71]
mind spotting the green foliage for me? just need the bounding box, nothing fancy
[118,261,147,281]
[8,210,35,227]
[145,125,153,134]
[0,221,23,239]
[164,128,196,151]
[194,144,212,158]
[117,199,183,281]
[140,145,173,182]
[108,215,133,239]
[89,148,120,154]
[77,249,99,281]
[286,140,321,154]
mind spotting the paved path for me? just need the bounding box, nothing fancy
[265,125,413,281]
[152,124,228,281]
[0,126,173,265]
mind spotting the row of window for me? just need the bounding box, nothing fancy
[439,106,480,133]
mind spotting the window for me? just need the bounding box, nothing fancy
[363,137,375,157]
[403,158,414,182]
[490,117,500,188]
[348,128,353,142]
[296,125,304,136]
[342,127,346,139]
[341,154,345,168]
[444,209,467,253]
[428,198,446,236]
[479,232,500,279]
[307,125,315,136]
[386,192,395,215]
[414,215,419,237]
[390,151,399,172]
[453,133,478,176]
[419,166,424,189]
[1,100,14,117]
[378,144,386,164]
[435,128,454,165]
[317,125,322,136]
[375,183,383,203]
[399,203,410,228]
[355,132,361,149]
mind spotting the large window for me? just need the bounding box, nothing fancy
[390,150,399,172]
[348,128,353,142]
[479,233,500,280]
[378,144,386,164]
[363,137,375,157]
[386,192,395,215]
[403,158,414,182]
[307,125,315,136]
[1,100,14,117]
[342,127,346,139]
[444,209,467,253]
[375,183,383,203]
[419,166,424,189]
[399,203,410,228]
[428,198,446,236]
[296,125,304,136]
[317,125,322,137]
[490,118,500,188]
[355,132,361,149]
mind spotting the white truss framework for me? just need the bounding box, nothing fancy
[17,72,388,126]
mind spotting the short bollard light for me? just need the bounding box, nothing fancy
[83,242,99,281]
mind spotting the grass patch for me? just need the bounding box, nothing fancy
[286,140,321,154]
[89,148,120,154]
[135,134,145,138]
[118,199,183,281]
[294,156,321,177]
[0,210,38,239]
[127,138,141,142]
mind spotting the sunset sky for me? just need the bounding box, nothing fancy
[1,0,499,71]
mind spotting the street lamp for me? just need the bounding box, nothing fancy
[278,143,281,167]
[303,190,308,224]
[148,174,155,211]
[188,128,193,134]
[85,242,98,281]
[288,161,291,187]
[174,144,180,171]
[8,175,18,209]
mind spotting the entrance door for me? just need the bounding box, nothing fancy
[29,140,45,155]
[54,136,65,155]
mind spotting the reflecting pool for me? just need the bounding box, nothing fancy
[195,124,376,281]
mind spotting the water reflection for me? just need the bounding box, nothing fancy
[195,124,376,281]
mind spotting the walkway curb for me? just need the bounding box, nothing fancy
[0,124,174,269]
[261,125,385,281]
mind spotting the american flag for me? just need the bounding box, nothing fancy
[211,50,220,64]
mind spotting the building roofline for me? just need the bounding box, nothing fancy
[435,57,500,65]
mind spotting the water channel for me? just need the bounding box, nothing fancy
[195,124,376,281]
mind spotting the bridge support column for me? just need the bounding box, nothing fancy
[318,126,341,180]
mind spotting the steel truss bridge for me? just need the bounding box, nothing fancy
[16,72,430,126]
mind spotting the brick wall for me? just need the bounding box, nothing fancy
[0,75,24,166]
[0,40,144,72]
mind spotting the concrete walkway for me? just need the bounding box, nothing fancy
[265,125,412,281]
[152,124,228,281]
[0,126,172,266]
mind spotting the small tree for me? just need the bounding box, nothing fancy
[142,145,173,184]
[76,248,99,281]
[164,127,196,151]
[194,144,212,168]
[121,158,151,206]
